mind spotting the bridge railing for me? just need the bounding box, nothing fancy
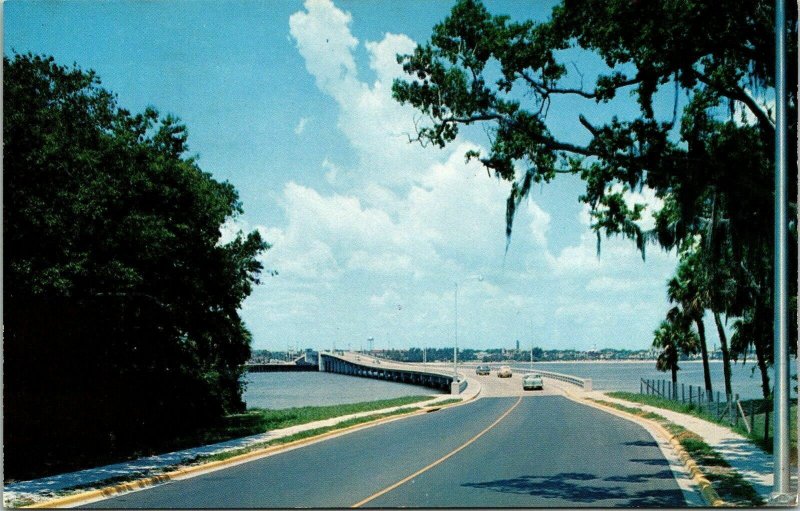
[527,368,592,391]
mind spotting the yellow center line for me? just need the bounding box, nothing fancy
[351,395,523,508]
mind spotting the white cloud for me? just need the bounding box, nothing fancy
[294,117,309,135]
[289,0,359,101]
[526,198,551,246]
[322,157,340,184]
[241,0,682,351]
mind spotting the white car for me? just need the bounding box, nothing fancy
[497,365,512,378]
[523,373,544,390]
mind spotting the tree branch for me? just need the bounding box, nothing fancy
[691,69,775,134]
[519,71,641,99]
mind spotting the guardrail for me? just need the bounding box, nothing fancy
[526,368,592,391]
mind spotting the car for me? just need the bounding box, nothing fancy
[497,365,512,378]
[522,373,544,390]
[475,364,491,375]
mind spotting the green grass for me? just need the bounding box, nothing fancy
[187,395,434,446]
[589,397,763,506]
[427,398,462,406]
[193,406,420,464]
[607,391,797,460]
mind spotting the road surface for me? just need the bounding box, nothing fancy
[85,373,692,508]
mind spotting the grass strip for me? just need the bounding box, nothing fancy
[192,406,420,464]
[606,391,797,458]
[190,395,435,446]
[427,398,462,407]
[588,398,763,506]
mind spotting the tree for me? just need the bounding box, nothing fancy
[3,53,269,479]
[653,310,699,398]
[392,0,797,396]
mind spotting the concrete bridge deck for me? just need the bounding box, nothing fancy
[319,352,468,394]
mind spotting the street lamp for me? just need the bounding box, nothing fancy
[454,275,484,383]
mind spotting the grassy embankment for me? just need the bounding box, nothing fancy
[182,395,436,448]
[588,398,763,506]
[606,391,797,461]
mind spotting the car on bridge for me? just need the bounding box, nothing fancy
[475,364,491,375]
[497,365,512,378]
[522,373,544,390]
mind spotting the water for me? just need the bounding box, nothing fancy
[244,360,794,409]
[244,371,444,409]
[511,360,796,400]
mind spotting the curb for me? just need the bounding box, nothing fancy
[22,393,480,509]
[565,391,725,507]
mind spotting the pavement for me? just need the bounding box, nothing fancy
[84,395,691,508]
[582,390,796,501]
[3,362,792,507]
[3,378,480,507]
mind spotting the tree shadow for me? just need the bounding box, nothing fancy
[622,440,658,447]
[604,469,676,483]
[628,457,670,467]
[463,472,687,506]
[462,472,626,503]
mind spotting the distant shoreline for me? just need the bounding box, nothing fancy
[529,359,723,365]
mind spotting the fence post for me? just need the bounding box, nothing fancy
[682,383,685,403]
[689,386,693,405]
[640,379,643,394]
[749,399,755,433]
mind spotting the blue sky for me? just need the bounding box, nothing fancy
[6,0,690,352]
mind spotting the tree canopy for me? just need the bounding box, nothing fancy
[392,0,797,398]
[4,53,269,479]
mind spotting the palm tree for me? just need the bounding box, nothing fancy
[667,256,713,400]
[653,310,700,398]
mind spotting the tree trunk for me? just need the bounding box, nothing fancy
[671,366,678,399]
[695,317,713,400]
[753,333,772,400]
[713,311,733,398]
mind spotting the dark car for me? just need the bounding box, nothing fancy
[475,364,491,375]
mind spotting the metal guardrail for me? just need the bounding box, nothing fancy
[527,369,592,391]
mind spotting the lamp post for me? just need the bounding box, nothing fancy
[771,0,792,502]
[454,275,483,383]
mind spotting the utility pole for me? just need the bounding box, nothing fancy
[770,0,793,503]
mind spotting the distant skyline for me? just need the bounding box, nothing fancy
[6,0,691,351]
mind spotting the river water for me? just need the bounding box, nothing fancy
[244,360,794,409]
[244,371,445,409]
[510,360,796,400]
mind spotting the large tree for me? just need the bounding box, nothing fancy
[3,54,269,479]
[392,0,797,396]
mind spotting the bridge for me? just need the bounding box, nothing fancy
[318,351,468,394]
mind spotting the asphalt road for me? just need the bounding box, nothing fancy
[84,389,691,508]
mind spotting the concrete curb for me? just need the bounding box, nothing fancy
[563,391,726,507]
[22,394,482,509]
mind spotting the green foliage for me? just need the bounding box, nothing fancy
[3,53,269,480]
[652,312,699,378]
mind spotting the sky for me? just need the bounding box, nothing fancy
[6,0,692,352]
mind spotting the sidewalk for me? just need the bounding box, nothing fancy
[585,390,793,500]
[4,381,481,506]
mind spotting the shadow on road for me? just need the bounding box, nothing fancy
[462,471,686,507]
